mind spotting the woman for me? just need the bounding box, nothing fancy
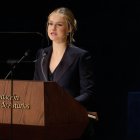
[34,7,96,111]
[34,7,97,139]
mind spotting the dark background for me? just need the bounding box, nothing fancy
[0,1,140,140]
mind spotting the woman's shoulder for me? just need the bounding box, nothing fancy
[69,44,95,61]
[69,44,88,54]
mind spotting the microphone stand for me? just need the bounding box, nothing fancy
[4,50,29,140]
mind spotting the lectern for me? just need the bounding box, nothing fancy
[0,80,88,140]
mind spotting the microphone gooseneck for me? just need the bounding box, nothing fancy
[4,49,30,79]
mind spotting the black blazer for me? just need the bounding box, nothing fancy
[34,44,96,111]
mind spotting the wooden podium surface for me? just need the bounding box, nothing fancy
[0,80,88,140]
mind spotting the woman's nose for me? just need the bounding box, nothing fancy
[52,24,56,30]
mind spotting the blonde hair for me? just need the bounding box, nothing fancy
[47,7,77,43]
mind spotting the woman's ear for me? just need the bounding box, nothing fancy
[67,23,72,33]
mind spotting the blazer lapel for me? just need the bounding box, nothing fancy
[53,47,78,82]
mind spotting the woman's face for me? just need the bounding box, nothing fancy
[47,12,69,43]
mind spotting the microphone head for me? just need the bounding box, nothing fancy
[24,49,30,56]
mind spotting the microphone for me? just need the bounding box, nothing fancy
[4,49,30,79]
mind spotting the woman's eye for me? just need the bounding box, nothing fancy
[48,22,53,26]
[57,24,62,26]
